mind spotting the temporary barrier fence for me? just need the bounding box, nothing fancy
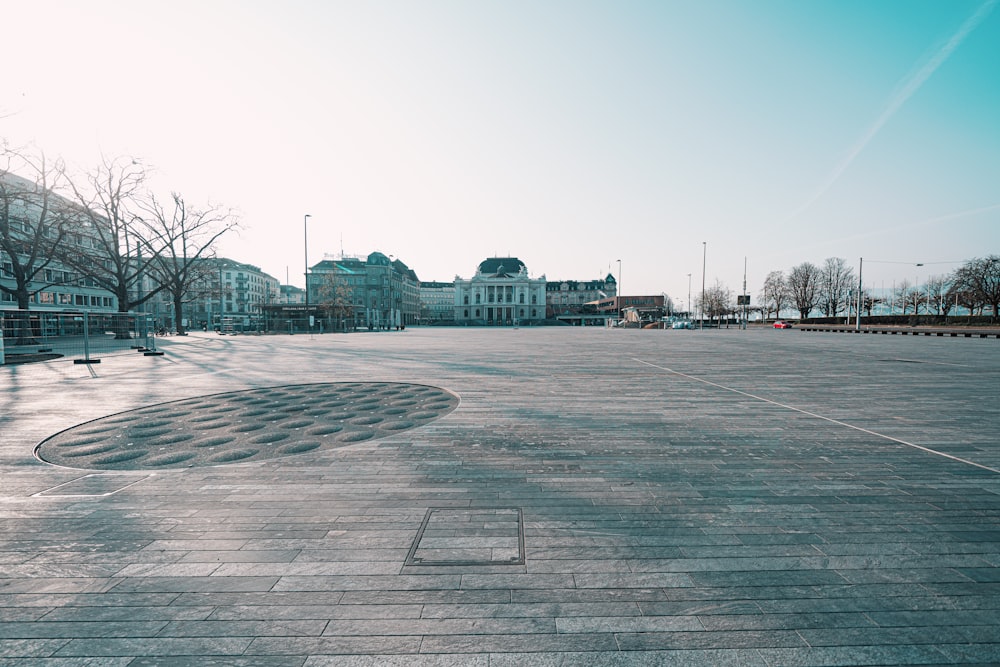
[0,310,155,365]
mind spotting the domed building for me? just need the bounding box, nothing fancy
[454,257,547,326]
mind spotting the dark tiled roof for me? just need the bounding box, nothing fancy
[477,257,526,277]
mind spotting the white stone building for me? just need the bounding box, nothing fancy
[453,257,546,326]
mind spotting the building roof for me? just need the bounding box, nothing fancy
[477,257,527,277]
[546,277,613,291]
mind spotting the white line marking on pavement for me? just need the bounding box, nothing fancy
[633,358,1000,475]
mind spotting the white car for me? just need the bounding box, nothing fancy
[672,320,695,329]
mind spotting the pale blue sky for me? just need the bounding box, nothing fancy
[3,0,998,305]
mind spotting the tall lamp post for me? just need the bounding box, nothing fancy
[617,259,622,321]
[856,257,863,331]
[700,242,706,330]
[303,214,312,332]
[687,273,691,319]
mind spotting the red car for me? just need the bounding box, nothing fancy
[773,320,793,329]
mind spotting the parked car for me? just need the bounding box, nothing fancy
[773,320,793,329]
[672,320,695,329]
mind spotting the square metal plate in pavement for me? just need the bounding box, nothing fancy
[405,507,525,566]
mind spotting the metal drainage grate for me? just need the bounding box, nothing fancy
[405,507,524,566]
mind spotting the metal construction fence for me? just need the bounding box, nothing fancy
[0,310,157,365]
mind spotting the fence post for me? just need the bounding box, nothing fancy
[74,311,100,364]
[143,313,163,356]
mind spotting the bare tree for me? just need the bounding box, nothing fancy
[0,144,81,344]
[787,262,821,319]
[893,279,912,314]
[758,270,789,319]
[947,271,977,316]
[952,256,1000,318]
[925,274,952,315]
[905,284,924,315]
[819,257,855,317]
[859,288,880,316]
[316,272,353,332]
[139,193,240,335]
[59,156,165,318]
[696,280,732,323]
[0,144,73,311]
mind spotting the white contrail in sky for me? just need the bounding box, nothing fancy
[786,0,998,222]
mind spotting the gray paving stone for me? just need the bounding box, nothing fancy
[0,621,168,639]
[304,656,485,667]
[489,650,769,666]
[52,636,253,657]
[2,328,999,662]
[0,659,134,667]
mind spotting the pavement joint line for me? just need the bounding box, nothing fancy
[632,357,1000,475]
[31,473,155,498]
[887,357,971,367]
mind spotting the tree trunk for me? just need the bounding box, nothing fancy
[15,285,30,311]
[174,293,187,335]
[6,306,38,345]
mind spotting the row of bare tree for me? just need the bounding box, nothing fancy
[1,143,239,334]
[754,256,1000,320]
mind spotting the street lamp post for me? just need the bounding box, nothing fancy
[687,273,691,319]
[700,242,706,330]
[915,263,924,315]
[304,214,312,333]
[856,257,863,331]
[742,256,747,330]
[616,259,622,322]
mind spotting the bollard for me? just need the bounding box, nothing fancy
[0,327,5,365]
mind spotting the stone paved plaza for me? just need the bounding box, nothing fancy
[1,327,999,666]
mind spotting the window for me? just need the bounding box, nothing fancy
[75,295,86,305]
[520,293,525,304]
[475,293,481,304]
[464,295,469,305]
[532,309,537,317]
[475,309,480,317]
[531,294,537,304]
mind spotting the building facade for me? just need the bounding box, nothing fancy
[419,281,456,324]
[453,257,547,326]
[308,252,420,330]
[546,274,617,319]
[594,295,667,326]
[143,258,279,332]
[279,284,305,305]
[1,172,119,316]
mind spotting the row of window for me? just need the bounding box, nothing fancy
[1,264,98,286]
[18,292,116,308]
[463,293,539,305]
[462,308,539,319]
